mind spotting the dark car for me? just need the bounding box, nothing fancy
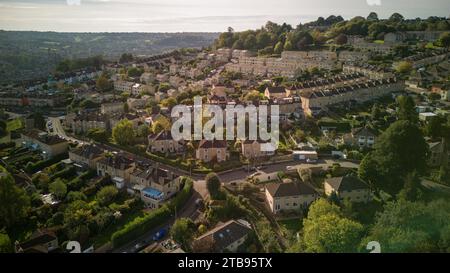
[152,228,167,241]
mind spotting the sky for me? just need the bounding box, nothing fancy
[0,0,448,32]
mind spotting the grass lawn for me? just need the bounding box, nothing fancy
[373,40,385,44]
[91,209,146,248]
[7,118,23,131]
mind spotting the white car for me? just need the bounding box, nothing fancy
[286,166,297,171]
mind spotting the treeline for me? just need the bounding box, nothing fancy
[214,13,450,54]
[56,55,105,73]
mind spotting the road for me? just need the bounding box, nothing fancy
[218,159,360,184]
[421,179,450,194]
[48,117,87,145]
[112,190,202,253]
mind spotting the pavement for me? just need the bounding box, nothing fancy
[48,117,87,145]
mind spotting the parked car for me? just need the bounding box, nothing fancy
[152,228,167,241]
[286,166,297,171]
[306,158,318,164]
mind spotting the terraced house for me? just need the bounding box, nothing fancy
[300,78,404,116]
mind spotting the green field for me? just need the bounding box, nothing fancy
[7,118,23,131]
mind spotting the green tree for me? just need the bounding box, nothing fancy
[425,116,443,139]
[87,128,109,142]
[205,172,221,199]
[274,41,284,54]
[397,95,418,123]
[367,12,379,21]
[0,170,30,229]
[96,75,111,92]
[362,199,450,252]
[438,31,450,48]
[335,33,348,45]
[49,178,67,200]
[302,199,364,253]
[358,120,428,194]
[96,185,118,206]
[170,218,195,250]
[112,119,135,146]
[284,40,293,51]
[0,232,12,253]
[394,61,413,74]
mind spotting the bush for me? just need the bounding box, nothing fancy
[111,177,193,247]
[24,153,68,174]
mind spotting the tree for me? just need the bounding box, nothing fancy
[284,40,293,51]
[394,61,413,74]
[335,33,348,45]
[96,185,118,206]
[367,12,379,21]
[371,103,383,121]
[302,199,364,253]
[66,191,87,202]
[87,128,109,142]
[112,119,135,146]
[397,95,418,123]
[0,232,12,253]
[161,97,177,109]
[49,179,67,200]
[296,33,313,50]
[170,218,195,249]
[397,172,421,201]
[274,41,284,54]
[119,53,133,63]
[425,116,443,139]
[96,75,111,92]
[0,170,30,229]
[205,172,221,199]
[244,34,257,50]
[123,102,129,113]
[389,13,404,22]
[127,67,143,77]
[358,120,428,194]
[151,116,170,135]
[362,199,450,252]
[438,31,450,48]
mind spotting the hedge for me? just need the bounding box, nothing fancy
[111,178,193,247]
[49,166,76,180]
[24,153,69,174]
[67,169,97,191]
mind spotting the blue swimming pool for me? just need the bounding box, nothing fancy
[142,187,164,200]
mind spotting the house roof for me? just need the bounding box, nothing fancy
[266,86,286,94]
[193,220,252,252]
[325,175,369,192]
[352,126,377,137]
[265,181,316,198]
[22,129,67,146]
[70,144,104,159]
[198,139,227,149]
[152,130,175,141]
[98,154,134,169]
[19,230,57,251]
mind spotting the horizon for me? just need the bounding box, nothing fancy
[0,0,449,33]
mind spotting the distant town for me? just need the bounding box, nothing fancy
[0,12,449,254]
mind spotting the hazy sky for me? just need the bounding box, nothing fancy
[0,0,448,32]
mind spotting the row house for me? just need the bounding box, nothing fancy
[109,113,143,130]
[96,153,136,184]
[343,64,394,80]
[114,80,134,93]
[21,130,68,159]
[69,144,105,169]
[148,130,185,154]
[69,112,109,134]
[300,78,404,116]
[196,139,228,163]
[101,101,125,115]
[241,139,275,160]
